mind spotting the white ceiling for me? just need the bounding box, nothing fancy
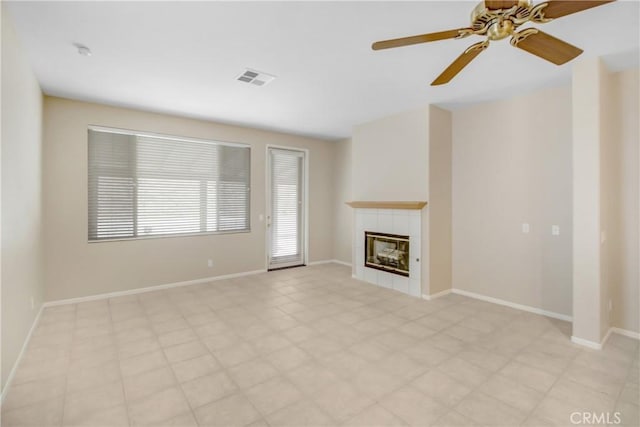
[6,1,639,140]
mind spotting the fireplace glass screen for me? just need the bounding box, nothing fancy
[365,231,409,277]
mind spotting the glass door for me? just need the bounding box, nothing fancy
[267,147,306,269]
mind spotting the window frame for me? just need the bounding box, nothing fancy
[87,125,251,243]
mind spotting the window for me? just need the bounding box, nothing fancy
[88,127,250,241]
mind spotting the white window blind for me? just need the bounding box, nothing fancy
[269,148,304,266]
[88,128,250,241]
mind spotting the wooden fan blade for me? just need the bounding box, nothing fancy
[539,0,615,19]
[372,28,469,50]
[511,29,583,65]
[431,41,489,86]
[485,0,519,9]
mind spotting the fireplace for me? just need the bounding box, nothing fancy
[365,231,410,277]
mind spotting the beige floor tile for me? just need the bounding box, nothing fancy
[171,354,220,383]
[617,400,640,426]
[127,386,191,426]
[146,411,197,427]
[180,371,237,409]
[563,362,624,398]
[253,333,293,354]
[1,396,65,427]
[403,342,451,367]
[499,360,559,393]
[228,359,279,389]
[342,403,407,427]
[64,403,129,427]
[264,345,312,372]
[116,327,155,345]
[297,336,344,356]
[245,376,304,416]
[477,374,544,413]
[152,318,190,335]
[547,377,616,414]
[64,381,125,425]
[1,374,66,411]
[120,349,167,377]
[411,369,472,407]
[532,395,589,426]
[265,399,335,427]
[349,340,394,362]
[619,382,640,406]
[437,357,491,388]
[457,348,510,372]
[163,340,208,363]
[432,411,477,427]
[376,352,429,381]
[315,351,373,380]
[5,265,637,427]
[194,320,230,338]
[379,385,448,426]
[11,356,69,385]
[158,328,198,348]
[311,380,374,422]
[66,360,121,393]
[118,337,161,360]
[194,393,261,426]
[351,366,406,399]
[455,391,527,426]
[285,362,341,395]
[201,331,241,352]
[210,341,259,368]
[123,366,176,401]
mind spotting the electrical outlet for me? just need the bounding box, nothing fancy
[207,259,213,268]
[551,225,560,236]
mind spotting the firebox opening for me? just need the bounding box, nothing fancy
[364,231,410,277]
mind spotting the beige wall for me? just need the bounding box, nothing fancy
[452,85,573,316]
[352,108,429,201]
[609,69,639,333]
[1,7,45,390]
[428,106,452,295]
[572,58,605,343]
[43,97,335,301]
[333,138,352,265]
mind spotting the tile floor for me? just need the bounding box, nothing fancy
[1,264,638,427]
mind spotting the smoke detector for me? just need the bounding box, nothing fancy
[236,69,276,86]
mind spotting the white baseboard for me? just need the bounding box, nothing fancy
[610,327,640,340]
[422,289,452,300]
[571,335,603,350]
[601,327,614,347]
[44,269,267,307]
[451,288,573,322]
[572,326,640,351]
[307,259,352,267]
[1,304,44,403]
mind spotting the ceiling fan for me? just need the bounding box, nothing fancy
[371,0,616,85]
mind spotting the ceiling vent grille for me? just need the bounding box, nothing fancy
[236,69,276,86]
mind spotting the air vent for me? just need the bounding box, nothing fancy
[236,69,276,86]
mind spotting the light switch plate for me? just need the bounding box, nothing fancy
[522,223,530,234]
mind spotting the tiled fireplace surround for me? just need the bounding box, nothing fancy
[353,208,422,297]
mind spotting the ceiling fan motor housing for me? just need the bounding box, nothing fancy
[471,0,533,40]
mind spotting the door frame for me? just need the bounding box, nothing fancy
[265,145,309,270]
